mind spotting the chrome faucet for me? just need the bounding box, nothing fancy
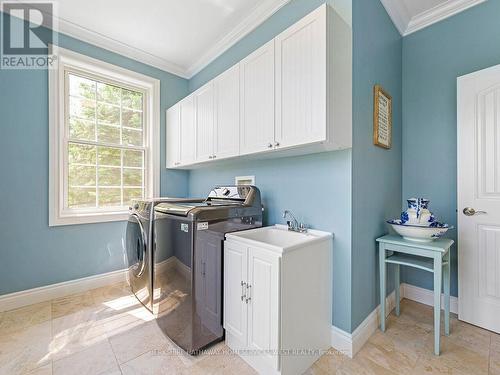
[282,210,308,233]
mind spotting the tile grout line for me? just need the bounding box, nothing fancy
[488,333,492,375]
[106,336,123,374]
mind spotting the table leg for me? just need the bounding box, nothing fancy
[443,250,450,336]
[379,243,386,332]
[395,264,400,316]
[433,255,442,355]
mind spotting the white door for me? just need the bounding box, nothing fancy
[223,242,248,345]
[275,4,327,149]
[458,64,500,333]
[179,96,196,165]
[214,64,240,159]
[239,40,275,155]
[247,246,280,370]
[166,104,180,168]
[195,83,215,162]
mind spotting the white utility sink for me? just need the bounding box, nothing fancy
[225,224,333,253]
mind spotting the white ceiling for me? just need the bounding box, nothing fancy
[9,0,290,78]
[380,0,487,36]
[9,0,484,78]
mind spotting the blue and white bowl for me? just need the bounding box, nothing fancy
[387,219,452,242]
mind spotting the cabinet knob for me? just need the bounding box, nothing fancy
[275,142,280,147]
[213,155,217,159]
[267,143,273,148]
[208,156,213,159]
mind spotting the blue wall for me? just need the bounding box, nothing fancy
[187,0,353,331]
[351,0,402,331]
[401,0,497,296]
[0,13,189,295]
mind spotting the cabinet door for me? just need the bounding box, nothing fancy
[247,246,280,370]
[195,83,215,162]
[223,241,248,345]
[214,64,240,159]
[179,96,196,165]
[239,40,275,155]
[166,104,180,168]
[275,5,327,148]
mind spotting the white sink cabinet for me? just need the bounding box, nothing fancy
[224,225,333,375]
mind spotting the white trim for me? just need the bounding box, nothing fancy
[330,283,459,357]
[405,0,487,35]
[0,256,190,313]
[402,283,459,314]
[3,1,188,78]
[330,325,354,358]
[381,0,486,36]
[49,47,160,226]
[331,288,398,358]
[185,0,291,77]
[56,17,189,78]
[0,268,128,312]
[5,0,291,79]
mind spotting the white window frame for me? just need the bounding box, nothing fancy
[49,47,160,226]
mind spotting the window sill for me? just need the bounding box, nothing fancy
[49,211,129,226]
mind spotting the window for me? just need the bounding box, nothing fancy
[50,48,160,226]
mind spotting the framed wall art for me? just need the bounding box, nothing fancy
[373,84,392,149]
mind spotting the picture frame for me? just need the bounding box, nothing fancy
[373,84,392,149]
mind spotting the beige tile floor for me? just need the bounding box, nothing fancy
[0,282,498,375]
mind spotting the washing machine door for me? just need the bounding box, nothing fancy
[126,213,151,311]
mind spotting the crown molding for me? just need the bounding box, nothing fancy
[2,1,190,78]
[405,0,486,35]
[3,0,291,79]
[185,0,291,77]
[56,17,190,78]
[381,0,487,37]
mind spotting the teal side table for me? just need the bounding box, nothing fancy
[376,234,454,355]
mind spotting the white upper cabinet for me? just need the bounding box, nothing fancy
[275,5,327,148]
[166,4,352,169]
[194,83,215,162]
[239,40,275,155]
[166,104,180,168]
[179,96,196,165]
[214,64,240,159]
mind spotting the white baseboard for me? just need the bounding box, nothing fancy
[402,283,458,314]
[330,282,458,357]
[331,288,398,358]
[0,256,193,313]
[0,268,128,312]
[330,325,353,357]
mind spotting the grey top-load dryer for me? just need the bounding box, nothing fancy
[153,186,263,354]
